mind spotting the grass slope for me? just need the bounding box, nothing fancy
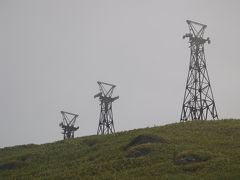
[1,119,240,179]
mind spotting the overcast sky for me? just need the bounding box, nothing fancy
[1,0,240,147]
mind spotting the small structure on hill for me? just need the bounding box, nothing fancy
[59,111,79,139]
[94,81,119,135]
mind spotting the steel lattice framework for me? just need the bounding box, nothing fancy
[59,111,79,139]
[180,20,218,122]
[94,81,119,135]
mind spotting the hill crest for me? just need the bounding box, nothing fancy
[1,119,240,179]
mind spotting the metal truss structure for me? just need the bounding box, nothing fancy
[59,111,79,139]
[180,20,218,122]
[94,81,119,135]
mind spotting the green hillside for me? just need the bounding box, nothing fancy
[1,119,240,179]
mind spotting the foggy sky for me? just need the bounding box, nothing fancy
[1,0,240,147]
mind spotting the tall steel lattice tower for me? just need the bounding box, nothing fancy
[94,81,119,135]
[59,111,79,139]
[180,20,218,122]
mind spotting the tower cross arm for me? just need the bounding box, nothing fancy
[94,92,102,98]
[186,20,207,28]
[60,111,79,117]
[97,81,116,87]
[112,96,119,102]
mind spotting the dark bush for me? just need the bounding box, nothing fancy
[174,150,211,165]
[0,162,17,170]
[83,138,98,147]
[126,144,153,158]
[125,134,166,150]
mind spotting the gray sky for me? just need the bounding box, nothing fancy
[1,0,240,147]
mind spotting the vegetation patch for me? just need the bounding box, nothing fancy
[17,153,41,162]
[1,120,240,179]
[125,134,166,150]
[126,144,154,158]
[174,150,211,165]
[0,161,19,170]
[82,138,98,147]
[181,163,206,172]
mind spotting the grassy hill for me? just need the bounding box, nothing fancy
[1,119,240,179]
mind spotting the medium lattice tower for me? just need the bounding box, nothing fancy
[94,81,119,134]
